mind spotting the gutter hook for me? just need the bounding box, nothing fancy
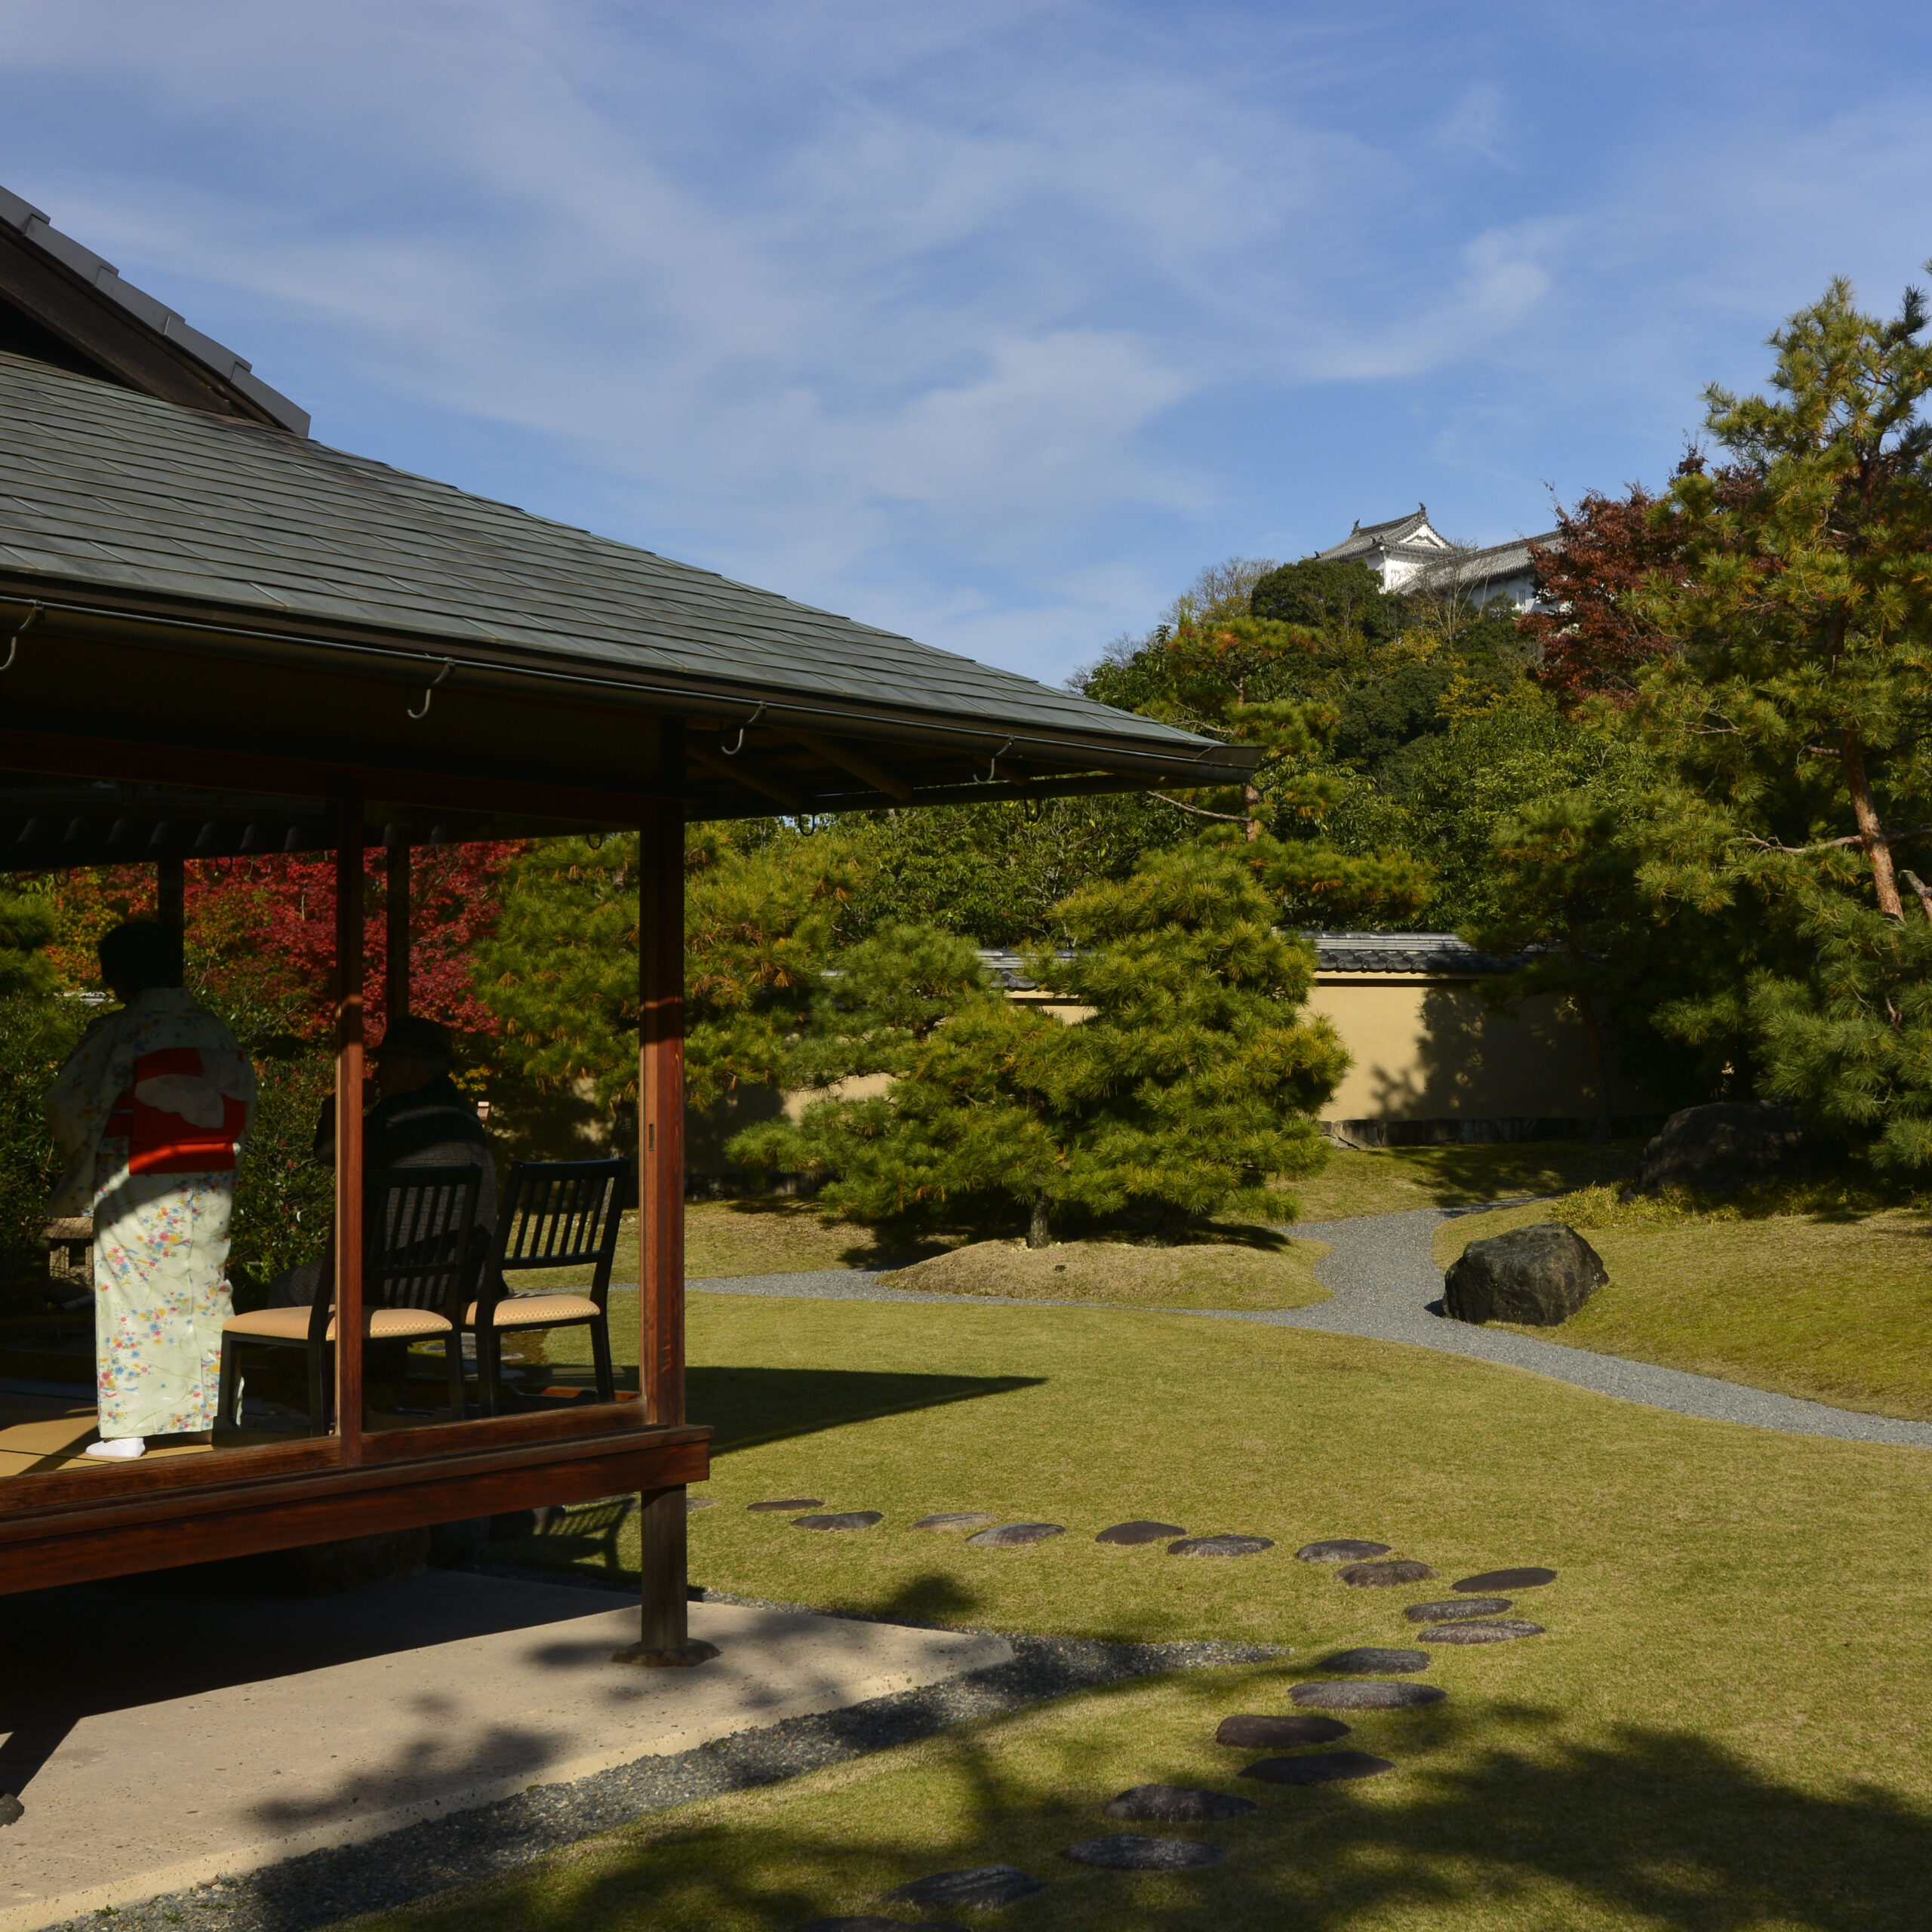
[1,602,41,673]
[406,658,454,720]
[981,737,1014,783]
[721,703,766,756]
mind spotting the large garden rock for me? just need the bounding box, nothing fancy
[1443,1223,1606,1327]
[1625,1101,1805,1198]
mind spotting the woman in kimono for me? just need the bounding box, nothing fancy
[47,921,256,1461]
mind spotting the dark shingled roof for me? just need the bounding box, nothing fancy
[0,349,1247,778]
[1310,933,1506,974]
[977,936,1508,984]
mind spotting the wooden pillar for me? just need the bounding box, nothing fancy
[615,721,714,1667]
[385,839,411,1029]
[333,791,366,1461]
[155,855,185,952]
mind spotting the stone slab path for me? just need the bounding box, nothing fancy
[0,1571,1006,1930]
[688,1201,1932,1448]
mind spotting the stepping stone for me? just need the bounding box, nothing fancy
[1290,1680,1445,1711]
[1064,1834,1224,1871]
[966,1521,1065,1549]
[1105,1783,1257,1822]
[1168,1534,1273,1557]
[1096,1520,1186,1545]
[1404,1598,1510,1624]
[1317,1647,1429,1675]
[800,1921,965,1932]
[1420,1619,1546,1645]
[1339,1559,1436,1587]
[913,1512,996,1532]
[792,1511,884,1531]
[1296,1539,1392,1562]
[1215,1712,1351,1749]
[884,1865,1046,1910]
[1240,1750,1395,1786]
[749,1497,823,1512]
[683,1496,715,1512]
[1454,1567,1556,1592]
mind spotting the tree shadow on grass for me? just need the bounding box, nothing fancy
[448,1692,1932,1932]
[689,1364,1043,1457]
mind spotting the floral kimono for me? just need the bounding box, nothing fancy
[47,989,257,1441]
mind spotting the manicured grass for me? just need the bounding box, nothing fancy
[1282,1137,1644,1223]
[505,1198,945,1294]
[507,1141,1644,1299]
[1437,1189,1932,1420]
[428,1290,1932,1930]
[881,1231,1330,1310]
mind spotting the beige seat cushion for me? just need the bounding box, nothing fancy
[466,1292,601,1328]
[224,1305,453,1343]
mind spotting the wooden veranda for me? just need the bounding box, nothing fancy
[0,186,1257,1798]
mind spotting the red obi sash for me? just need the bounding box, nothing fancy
[104,1047,248,1174]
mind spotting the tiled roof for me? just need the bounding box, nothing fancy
[0,352,1247,775]
[977,935,1508,985]
[1310,933,1507,974]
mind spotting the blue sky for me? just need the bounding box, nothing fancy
[6,1,1931,685]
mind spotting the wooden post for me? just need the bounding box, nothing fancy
[155,855,185,950]
[614,721,714,1666]
[333,790,366,1461]
[385,839,411,1029]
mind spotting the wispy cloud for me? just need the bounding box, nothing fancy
[2,1,1928,678]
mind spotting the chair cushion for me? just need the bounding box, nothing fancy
[466,1292,601,1328]
[224,1305,453,1343]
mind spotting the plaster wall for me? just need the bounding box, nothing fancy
[1309,974,1637,1124]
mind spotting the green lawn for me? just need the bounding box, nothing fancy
[417,1290,1932,1930]
[1282,1138,1644,1223]
[509,1142,1643,1299]
[1437,1189,1932,1421]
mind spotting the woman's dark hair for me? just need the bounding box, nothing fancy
[98,920,183,994]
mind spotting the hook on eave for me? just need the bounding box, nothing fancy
[406,658,455,720]
[721,703,767,756]
[0,602,42,672]
[981,737,1014,783]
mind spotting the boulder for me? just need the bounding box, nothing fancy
[1443,1223,1606,1327]
[1625,1101,1805,1198]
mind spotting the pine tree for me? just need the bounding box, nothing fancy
[733,844,1348,1244]
[1626,268,1932,1165]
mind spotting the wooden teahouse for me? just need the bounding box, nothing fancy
[0,191,1256,1714]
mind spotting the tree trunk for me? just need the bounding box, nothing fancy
[1574,982,1613,1146]
[1027,1192,1051,1250]
[1842,726,1904,919]
[1244,781,1262,844]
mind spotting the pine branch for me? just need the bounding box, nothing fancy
[1148,792,1248,823]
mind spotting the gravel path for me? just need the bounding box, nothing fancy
[691,1204,1932,1449]
[54,1578,1278,1932]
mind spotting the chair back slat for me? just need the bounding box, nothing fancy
[368,1165,484,1315]
[491,1159,626,1303]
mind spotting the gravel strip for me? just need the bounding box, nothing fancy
[679,1199,1932,1449]
[57,1577,1280,1932]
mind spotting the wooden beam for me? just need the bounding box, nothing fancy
[788,729,912,801]
[333,789,366,1463]
[385,839,411,1029]
[619,721,716,1666]
[0,727,672,831]
[685,740,804,814]
[155,854,185,948]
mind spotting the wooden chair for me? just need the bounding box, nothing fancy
[469,1158,626,1414]
[218,1164,483,1437]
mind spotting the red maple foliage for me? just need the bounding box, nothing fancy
[39,843,520,1042]
[1520,456,1756,709]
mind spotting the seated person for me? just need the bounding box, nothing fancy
[271,1015,496,1306]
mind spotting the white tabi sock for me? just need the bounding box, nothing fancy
[85,1436,146,1460]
